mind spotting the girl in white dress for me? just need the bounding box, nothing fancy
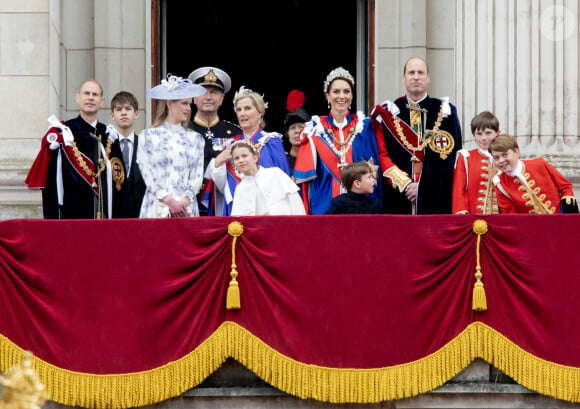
[230,141,306,216]
[138,75,207,218]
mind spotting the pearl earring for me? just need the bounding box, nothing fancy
[327,101,330,109]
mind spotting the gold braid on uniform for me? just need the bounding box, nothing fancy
[562,196,577,206]
[515,177,554,214]
[383,166,412,193]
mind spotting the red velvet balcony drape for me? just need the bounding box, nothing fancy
[1,215,579,407]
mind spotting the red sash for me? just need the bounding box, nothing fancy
[26,126,97,193]
[225,161,241,184]
[371,105,425,162]
[315,116,357,181]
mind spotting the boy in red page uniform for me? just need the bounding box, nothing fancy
[452,111,499,214]
[490,134,578,214]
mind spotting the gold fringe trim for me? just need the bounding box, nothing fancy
[3,322,580,408]
[223,322,472,403]
[473,322,580,403]
[0,331,227,409]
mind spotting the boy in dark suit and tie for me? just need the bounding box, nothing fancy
[109,91,146,218]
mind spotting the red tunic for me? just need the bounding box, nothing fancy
[493,158,576,214]
[452,149,497,214]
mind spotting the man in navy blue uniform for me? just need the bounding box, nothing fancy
[188,67,241,174]
[188,67,241,215]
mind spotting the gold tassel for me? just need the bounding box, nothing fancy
[226,280,240,310]
[472,220,488,311]
[226,221,244,310]
[472,268,487,311]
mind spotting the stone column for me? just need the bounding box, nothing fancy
[0,1,55,218]
[93,0,147,130]
[62,0,96,119]
[0,0,149,220]
[374,0,456,109]
[456,0,580,178]
[375,0,428,103]
[62,0,148,136]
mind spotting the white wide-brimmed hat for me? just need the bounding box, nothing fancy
[188,66,232,93]
[147,75,207,100]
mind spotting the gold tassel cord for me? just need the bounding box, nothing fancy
[472,219,488,311]
[226,221,244,310]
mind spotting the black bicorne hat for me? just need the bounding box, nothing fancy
[284,90,310,129]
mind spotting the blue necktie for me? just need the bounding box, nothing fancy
[121,139,130,169]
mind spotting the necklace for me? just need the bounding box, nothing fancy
[393,102,446,153]
[393,117,427,153]
[71,137,113,181]
[319,124,357,167]
[243,131,264,153]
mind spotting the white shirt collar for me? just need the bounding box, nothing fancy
[407,94,428,104]
[478,148,493,162]
[507,160,523,177]
[81,116,99,129]
[119,132,135,144]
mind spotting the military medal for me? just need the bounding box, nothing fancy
[213,137,230,151]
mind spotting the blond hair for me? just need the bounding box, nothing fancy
[233,86,267,129]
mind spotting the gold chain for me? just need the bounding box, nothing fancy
[321,127,357,166]
[393,103,445,153]
[243,136,263,153]
[71,138,113,179]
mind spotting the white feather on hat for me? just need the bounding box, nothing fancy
[147,75,207,100]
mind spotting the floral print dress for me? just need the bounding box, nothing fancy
[137,121,204,217]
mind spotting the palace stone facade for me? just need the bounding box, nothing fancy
[1,0,579,219]
[0,3,579,406]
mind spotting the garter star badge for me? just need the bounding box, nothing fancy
[110,157,125,191]
[426,129,454,160]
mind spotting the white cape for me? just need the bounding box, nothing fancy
[231,167,306,216]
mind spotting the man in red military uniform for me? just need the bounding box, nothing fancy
[452,111,500,214]
[490,134,578,214]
